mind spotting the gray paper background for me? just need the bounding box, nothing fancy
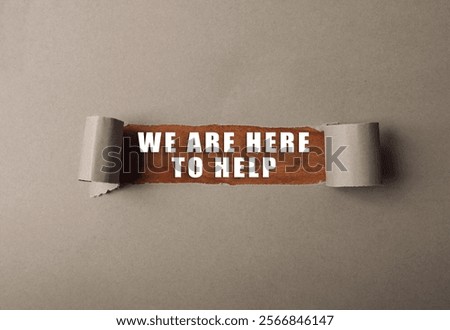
[1,0,449,309]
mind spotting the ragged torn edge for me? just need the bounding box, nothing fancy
[78,116,382,197]
[311,121,381,187]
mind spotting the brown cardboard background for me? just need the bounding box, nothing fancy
[0,0,449,309]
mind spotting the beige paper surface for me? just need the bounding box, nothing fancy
[2,0,450,310]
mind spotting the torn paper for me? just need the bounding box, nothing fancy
[324,123,381,187]
[78,116,124,196]
[78,116,381,197]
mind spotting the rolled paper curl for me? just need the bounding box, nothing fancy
[79,117,382,196]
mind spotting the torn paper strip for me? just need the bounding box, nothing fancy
[78,116,381,197]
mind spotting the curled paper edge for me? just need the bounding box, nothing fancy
[78,116,124,197]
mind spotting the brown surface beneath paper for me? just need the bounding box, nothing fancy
[121,125,325,185]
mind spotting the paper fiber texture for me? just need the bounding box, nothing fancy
[78,116,381,196]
